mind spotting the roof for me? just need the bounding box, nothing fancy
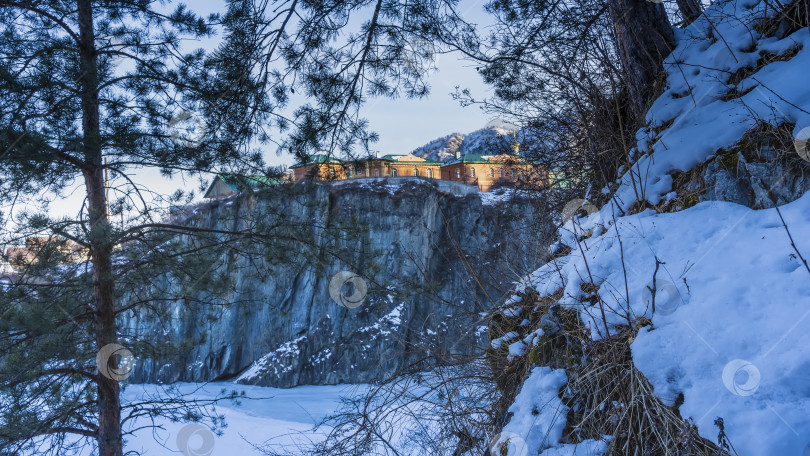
[220,174,280,189]
[204,174,281,197]
[441,153,533,166]
[289,154,345,168]
[380,154,442,164]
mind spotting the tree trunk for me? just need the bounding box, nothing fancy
[76,1,122,455]
[606,0,676,116]
[677,0,703,26]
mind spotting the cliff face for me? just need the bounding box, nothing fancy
[123,180,554,388]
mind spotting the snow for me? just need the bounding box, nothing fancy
[491,367,578,455]
[237,336,306,382]
[518,192,810,453]
[499,2,810,453]
[602,0,810,214]
[538,440,608,456]
[73,382,358,455]
[507,340,527,359]
[17,2,810,454]
[357,303,404,337]
[480,188,515,206]
[131,3,810,453]
[480,188,542,206]
[409,127,517,163]
[501,306,522,318]
[491,331,519,350]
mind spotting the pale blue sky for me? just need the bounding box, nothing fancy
[189,0,496,167]
[26,0,497,221]
[264,0,496,166]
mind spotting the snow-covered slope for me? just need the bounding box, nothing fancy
[494,0,810,454]
[517,195,810,454]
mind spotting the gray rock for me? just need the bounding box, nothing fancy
[122,181,555,388]
[701,147,810,209]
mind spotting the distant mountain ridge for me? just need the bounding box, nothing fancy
[408,127,517,162]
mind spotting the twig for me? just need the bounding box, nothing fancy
[774,205,810,277]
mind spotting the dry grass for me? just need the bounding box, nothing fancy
[725,44,803,90]
[715,121,798,166]
[487,287,571,418]
[756,0,809,39]
[564,329,723,455]
[487,289,727,455]
[721,83,758,102]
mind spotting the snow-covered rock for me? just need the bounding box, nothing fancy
[496,1,810,454]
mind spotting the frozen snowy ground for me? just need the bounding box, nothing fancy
[491,0,810,452]
[118,382,360,456]
[510,192,810,454]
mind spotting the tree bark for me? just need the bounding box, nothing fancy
[76,1,122,455]
[677,0,703,26]
[606,0,676,116]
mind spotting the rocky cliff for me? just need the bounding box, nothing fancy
[123,179,555,388]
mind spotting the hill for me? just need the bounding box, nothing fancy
[408,127,518,162]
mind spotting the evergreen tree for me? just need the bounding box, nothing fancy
[245,0,476,161]
[0,1,458,454]
[0,1,286,455]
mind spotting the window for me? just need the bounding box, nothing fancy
[470,167,475,177]
[375,169,380,177]
[489,168,494,177]
[511,169,516,178]
[413,168,419,177]
[455,169,461,179]
[347,167,353,178]
[499,168,504,178]
[426,169,432,178]
[392,168,398,177]
[365,167,369,177]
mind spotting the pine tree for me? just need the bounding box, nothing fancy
[0,1,274,455]
[605,0,676,114]
[0,1,465,454]
[677,0,704,26]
